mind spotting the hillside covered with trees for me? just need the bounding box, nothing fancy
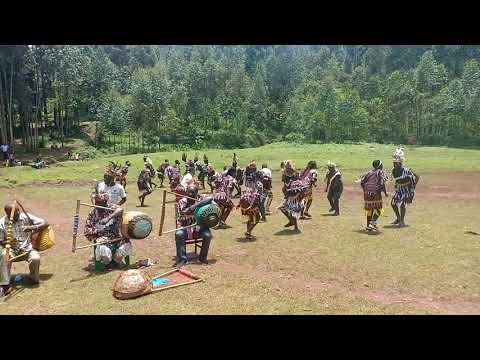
[1,45,480,153]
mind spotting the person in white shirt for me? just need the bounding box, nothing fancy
[88,170,130,268]
[260,164,273,215]
[1,143,9,161]
[0,204,48,296]
[94,172,127,208]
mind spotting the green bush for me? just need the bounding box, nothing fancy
[284,132,306,144]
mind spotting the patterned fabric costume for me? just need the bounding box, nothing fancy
[137,169,152,192]
[212,173,234,220]
[175,191,213,264]
[84,195,132,265]
[360,168,387,217]
[301,168,318,201]
[391,166,418,207]
[239,188,261,224]
[244,162,257,189]
[281,179,307,220]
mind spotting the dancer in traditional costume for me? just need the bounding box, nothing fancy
[175,185,213,266]
[260,164,273,215]
[324,161,343,216]
[390,148,420,227]
[360,160,388,232]
[206,165,217,194]
[196,155,209,190]
[137,167,153,207]
[279,161,305,231]
[244,160,258,189]
[116,161,131,190]
[157,159,170,188]
[238,187,262,240]
[212,173,234,228]
[300,160,319,219]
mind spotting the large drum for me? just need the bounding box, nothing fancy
[121,211,153,239]
[194,202,221,228]
[31,225,55,252]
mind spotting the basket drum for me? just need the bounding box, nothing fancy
[32,225,55,252]
[194,203,221,228]
[121,211,153,240]
[113,269,152,300]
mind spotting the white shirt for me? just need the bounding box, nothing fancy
[260,168,272,178]
[1,144,8,152]
[97,181,127,207]
[0,213,45,253]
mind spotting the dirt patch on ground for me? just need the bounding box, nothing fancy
[215,260,480,314]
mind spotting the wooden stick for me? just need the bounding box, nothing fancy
[161,223,197,235]
[8,252,29,262]
[73,238,122,251]
[151,268,179,278]
[164,190,198,202]
[150,278,203,293]
[80,202,115,211]
[158,190,167,236]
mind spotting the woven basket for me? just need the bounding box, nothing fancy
[113,269,152,300]
[31,226,55,252]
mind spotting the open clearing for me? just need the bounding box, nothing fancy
[1,143,480,314]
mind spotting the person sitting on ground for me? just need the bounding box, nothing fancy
[0,203,48,297]
[32,155,46,169]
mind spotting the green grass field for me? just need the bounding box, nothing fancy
[1,143,480,314]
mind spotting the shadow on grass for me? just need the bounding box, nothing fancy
[321,213,338,217]
[69,263,127,283]
[169,255,218,266]
[465,231,480,236]
[383,224,410,229]
[354,229,381,236]
[236,236,258,243]
[274,229,301,236]
[136,204,150,208]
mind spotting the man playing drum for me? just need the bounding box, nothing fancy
[0,204,48,296]
[84,193,131,268]
[175,185,213,267]
[86,168,131,267]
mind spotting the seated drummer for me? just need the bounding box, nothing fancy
[175,185,213,267]
[0,204,48,296]
[84,193,132,268]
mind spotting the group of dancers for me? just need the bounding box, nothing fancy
[0,147,420,298]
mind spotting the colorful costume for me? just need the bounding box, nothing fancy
[390,148,419,227]
[175,188,213,265]
[360,160,388,230]
[212,173,234,226]
[238,187,262,239]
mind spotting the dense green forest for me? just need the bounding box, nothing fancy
[2,45,480,153]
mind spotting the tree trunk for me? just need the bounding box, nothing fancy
[8,58,14,150]
[0,66,6,144]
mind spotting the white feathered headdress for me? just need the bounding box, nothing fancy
[393,147,405,163]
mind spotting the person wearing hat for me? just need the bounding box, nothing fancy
[360,160,389,231]
[324,161,343,216]
[390,148,420,227]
